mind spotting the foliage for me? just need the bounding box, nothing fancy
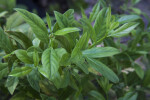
[0,0,150,100]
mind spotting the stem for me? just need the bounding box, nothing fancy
[106,93,109,100]
[89,35,106,49]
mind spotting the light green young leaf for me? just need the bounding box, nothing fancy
[15,8,49,43]
[9,66,33,77]
[6,31,32,49]
[33,49,39,67]
[32,38,41,47]
[5,76,19,95]
[118,15,140,24]
[15,50,33,64]
[82,47,120,58]
[46,13,52,32]
[54,27,80,36]
[86,57,119,83]
[89,2,101,22]
[0,11,8,18]
[106,7,111,29]
[41,48,59,79]
[109,22,139,37]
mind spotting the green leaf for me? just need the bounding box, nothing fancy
[86,57,119,83]
[0,27,14,53]
[5,76,19,95]
[27,68,40,92]
[40,94,56,100]
[6,12,25,30]
[9,66,33,77]
[0,63,8,71]
[64,9,75,25]
[89,2,101,22]
[109,22,139,37]
[82,47,120,58]
[6,31,32,49]
[94,8,107,39]
[106,7,111,29]
[0,63,8,79]
[99,0,107,8]
[118,92,138,100]
[71,33,88,58]
[80,18,96,42]
[118,15,141,24]
[89,90,105,100]
[40,48,59,79]
[15,50,33,64]
[46,13,52,32]
[55,48,67,61]
[60,69,70,88]
[54,11,68,28]
[143,69,150,86]
[15,8,49,43]
[134,64,144,79]
[75,61,89,74]
[54,27,80,36]
[33,49,39,67]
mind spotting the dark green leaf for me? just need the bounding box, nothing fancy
[27,68,40,92]
[89,90,105,100]
[5,76,19,95]
[0,27,14,53]
[118,92,138,100]
[86,57,119,83]
[134,64,144,79]
[15,8,49,43]
[6,31,32,49]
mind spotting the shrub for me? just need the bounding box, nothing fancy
[0,1,150,100]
